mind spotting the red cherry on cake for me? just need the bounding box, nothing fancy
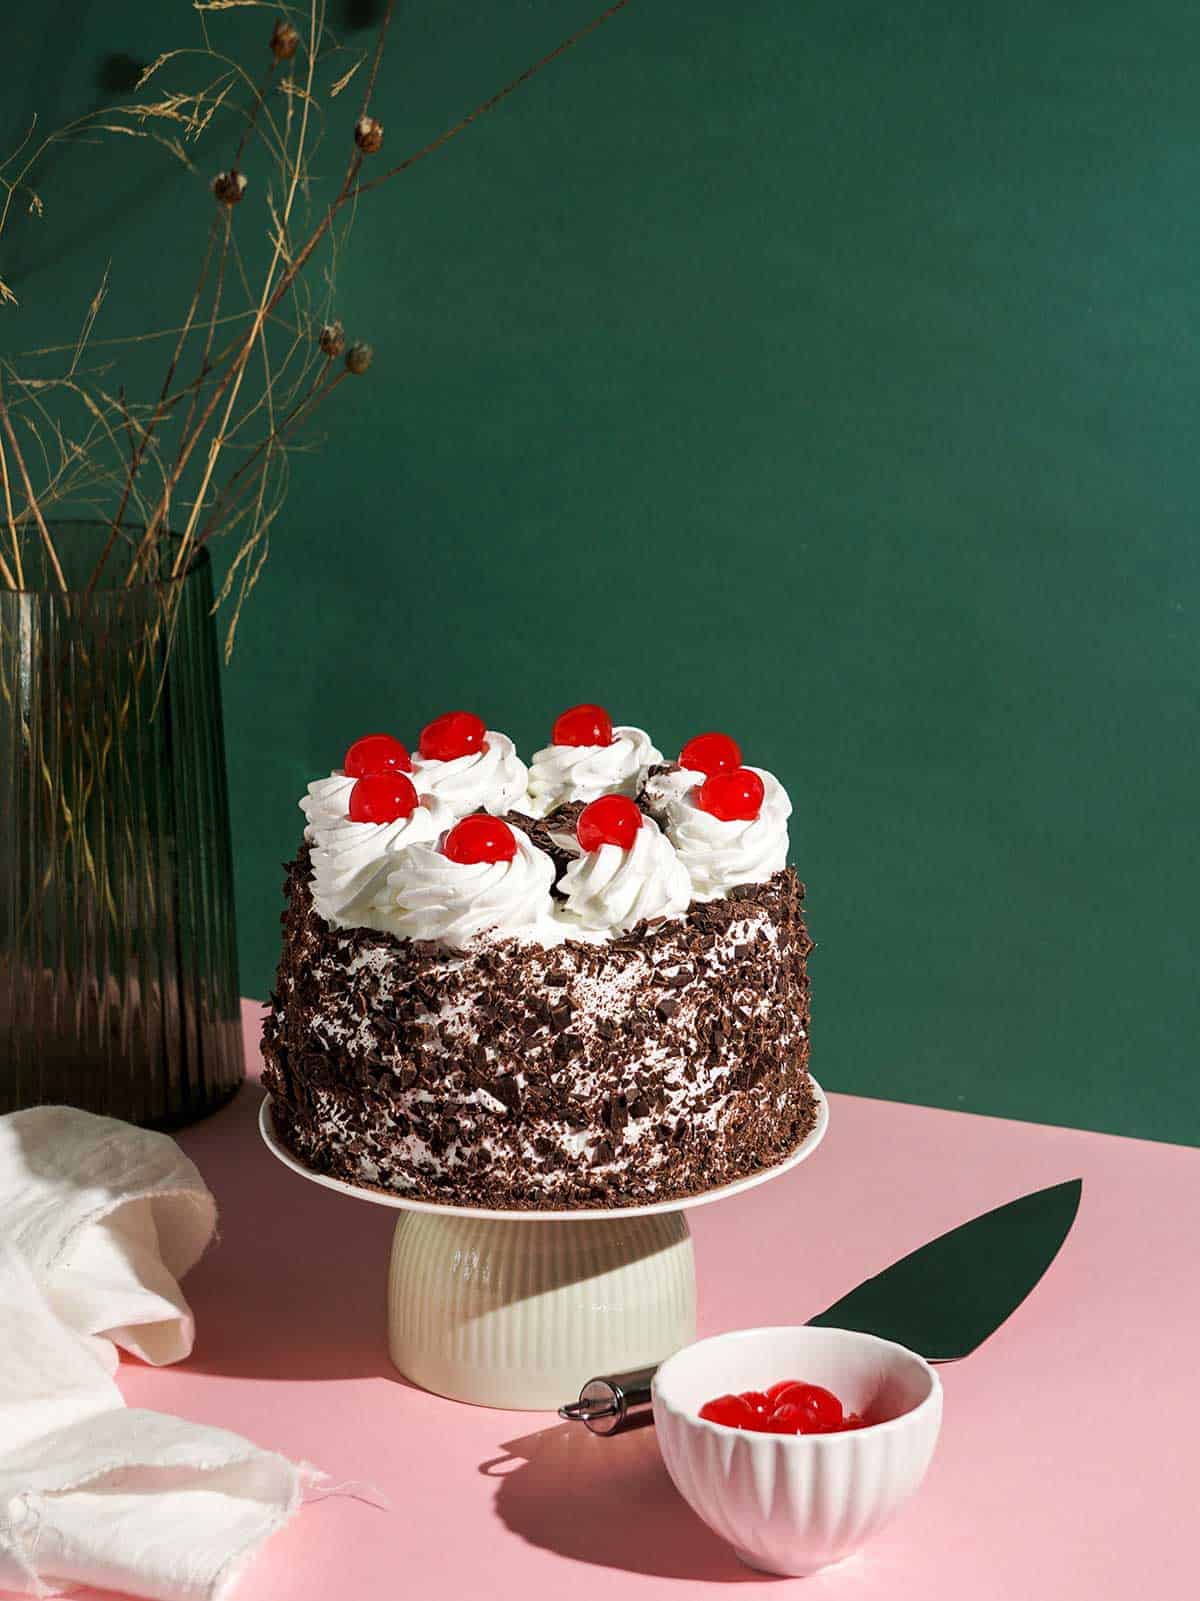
[679,731,742,777]
[443,814,517,865]
[348,772,418,824]
[576,794,642,853]
[418,710,487,762]
[343,732,412,778]
[552,703,614,747]
[695,767,765,822]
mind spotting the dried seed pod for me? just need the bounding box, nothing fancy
[345,342,374,375]
[212,170,247,206]
[271,19,300,60]
[354,116,384,155]
[319,321,345,359]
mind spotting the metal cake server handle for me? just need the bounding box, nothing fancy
[559,1367,657,1434]
[559,1178,1083,1434]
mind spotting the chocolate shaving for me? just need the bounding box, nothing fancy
[260,843,816,1211]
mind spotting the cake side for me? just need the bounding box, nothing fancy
[261,847,816,1209]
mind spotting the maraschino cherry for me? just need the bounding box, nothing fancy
[695,767,765,822]
[419,711,487,762]
[576,794,642,853]
[348,772,418,824]
[765,1381,844,1433]
[699,1380,867,1435]
[343,732,412,777]
[696,1393,757,1430]
[552,703,614,747]
[443,814,517,865]
[679,731,741,777]
[739,1391,775,1432]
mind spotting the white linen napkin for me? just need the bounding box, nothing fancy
[0,1106,310,1601]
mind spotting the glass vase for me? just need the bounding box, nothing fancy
[0,523,244,1125]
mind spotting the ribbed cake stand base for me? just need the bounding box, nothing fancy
[259,1087,827,1410]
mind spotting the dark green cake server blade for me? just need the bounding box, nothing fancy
[806,1178,1083,1361]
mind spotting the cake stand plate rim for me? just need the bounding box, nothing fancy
[257,1082,828,1221]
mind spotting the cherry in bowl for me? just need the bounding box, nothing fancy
[699,1380,865,1435]
[651,1326,943,1577]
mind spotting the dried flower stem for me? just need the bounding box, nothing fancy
[0,386,66,590]
[0,428,23,588]
[166,0,322,583]
[120,218,235,586]
[0,0,636,616]
[86,214,223,598]
[357,0,394,120]
[350,0,632,202]
[221,355,341,505]
[142,0,626,591]
[123,9,317,589]
[175,208,234,471]
[198,361,346,546]
[233,57,278,166]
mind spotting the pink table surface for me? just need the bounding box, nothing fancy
[113,1003,1200,1600]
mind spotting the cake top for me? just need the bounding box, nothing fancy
[298,705,793,950]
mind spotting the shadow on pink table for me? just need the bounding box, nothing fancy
[482,1420,762,1583]
[115,999,1200,1601]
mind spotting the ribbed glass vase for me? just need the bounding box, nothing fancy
[0,523,244,1125]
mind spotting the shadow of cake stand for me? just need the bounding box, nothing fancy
[259,1085,828,1410]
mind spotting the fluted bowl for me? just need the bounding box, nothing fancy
[652,1325,943,1575]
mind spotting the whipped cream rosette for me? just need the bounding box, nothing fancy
[302,734,452,928]
[300,772,358,838]
[640,763,704,821]
[525,710,663,818]
[410,711,528,817]
[665,764,791,898]
[380,816,555,947]
[308,801,448,930]
[557,796,691,936]
[301,732,418,840]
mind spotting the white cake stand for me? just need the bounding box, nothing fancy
[259,1085,828,1410]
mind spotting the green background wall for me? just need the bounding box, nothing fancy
[4,2,1197,1142]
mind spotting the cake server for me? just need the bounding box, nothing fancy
[559,1177,1082,1433]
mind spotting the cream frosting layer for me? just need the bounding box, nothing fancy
[300,772,359,838]
[307,800,449,931]
[664,765,791,898]
[410,731,528,817]
[640,764,704,821]
[380,826,555,946]
[524,725,662,817]
[298,732,796,944]
[558,816,691,935]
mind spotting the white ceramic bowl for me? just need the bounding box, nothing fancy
[652,1326,943,1576]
